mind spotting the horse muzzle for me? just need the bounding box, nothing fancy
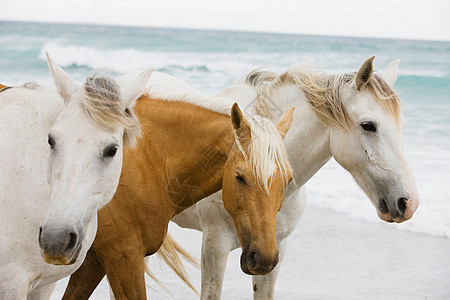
[377,192,418,223]
[38,224,83,265]
[240,248,279,275]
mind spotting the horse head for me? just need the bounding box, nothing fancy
[329,57,419,223]
[222,104,294,275]
[38,55,152,265]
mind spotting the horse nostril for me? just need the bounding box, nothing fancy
[397,197,407,216]
[248,251,259,269]
[38,226,43,246]
[65,232,78,252]
[378,199,389,214]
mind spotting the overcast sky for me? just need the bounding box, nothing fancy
[1,0,449,41]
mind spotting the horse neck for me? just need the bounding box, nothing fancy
[132,97,234,214]
[269,84,332,188]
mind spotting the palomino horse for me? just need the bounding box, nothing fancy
[60,71,294,299]
[172,56,420,299]
[0,56,152,298]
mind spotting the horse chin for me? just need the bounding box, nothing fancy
[41,242,82,265]
[377,210,394,223]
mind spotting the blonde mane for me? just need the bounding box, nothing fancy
[82,75,141,147]
[234,114,292,192]
[248,67,402,131]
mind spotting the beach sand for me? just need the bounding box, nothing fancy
[50,206,450,299]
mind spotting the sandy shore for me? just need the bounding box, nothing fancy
[51,206,450,299]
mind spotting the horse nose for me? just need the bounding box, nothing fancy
[247,250,279,274]
[38,224,79,255]
[378,192,416,223]
[390,193,410,221]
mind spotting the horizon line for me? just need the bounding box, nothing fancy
[2,19,450,44]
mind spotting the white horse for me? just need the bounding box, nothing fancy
[0,55,151,299]
[172,56,419,299]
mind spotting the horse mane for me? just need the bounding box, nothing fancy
[82,75,141,147]
[0,82,42,91]
[234,114,292,192]
[22,82,41,90]
[245,68,278,87]
[247,66,402,131]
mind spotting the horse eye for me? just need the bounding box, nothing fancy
[235,174,246,184]
[48,135,55,150]
[361,121,377,132]
[103,144,119,158]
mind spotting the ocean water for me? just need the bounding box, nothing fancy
[1,21,449,237]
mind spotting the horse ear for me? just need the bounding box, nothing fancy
[46,52,78,106]
[355,56,375,91]
[231,103,251,141]
[382,59,400,87]
[276,107,295,139]
[116,69,153,109]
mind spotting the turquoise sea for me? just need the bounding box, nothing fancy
[1,20,449,237]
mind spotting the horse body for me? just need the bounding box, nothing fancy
[63,72,294,299]
[172,57,419,299]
